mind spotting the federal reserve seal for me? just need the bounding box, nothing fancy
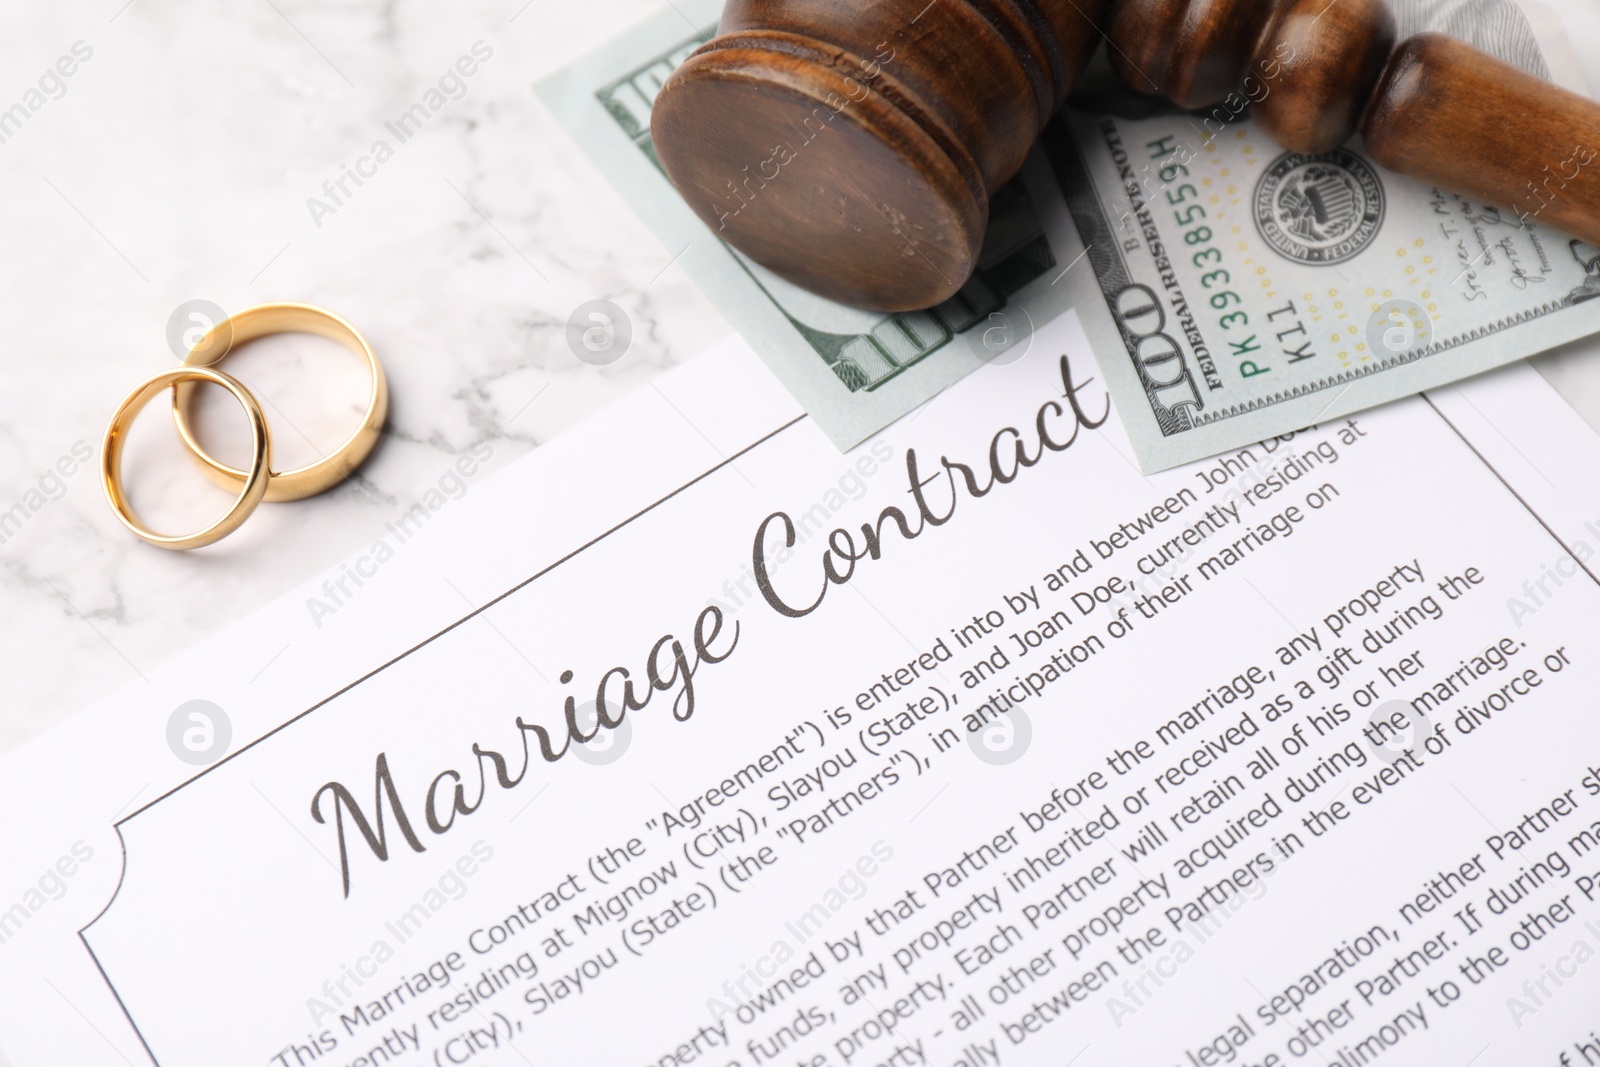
[1254,149,1385,265]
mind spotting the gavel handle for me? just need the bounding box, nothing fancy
[1102,0,1600,248]
[1362,33,1600,244]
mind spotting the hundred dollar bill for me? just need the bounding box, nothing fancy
[536,0,1086,451]
[1039,0,1600,471]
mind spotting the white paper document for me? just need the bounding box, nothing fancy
[3,315,1600,1067]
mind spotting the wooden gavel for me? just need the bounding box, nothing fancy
[650,0,1600,312]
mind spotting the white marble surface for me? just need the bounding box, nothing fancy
[1,0,1598,757]
[0,0,737,754]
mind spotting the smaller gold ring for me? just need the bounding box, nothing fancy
[102,367,272,550]
[171,302,387,503]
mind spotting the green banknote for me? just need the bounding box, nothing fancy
[542,0,1595,465]
[1041,1,1600,470]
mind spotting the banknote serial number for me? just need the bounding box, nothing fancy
[1147,141,1268,381]
[1150,140,1328,382]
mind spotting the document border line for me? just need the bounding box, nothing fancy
[71,390,1600,1067]
[1421,393,1600,589]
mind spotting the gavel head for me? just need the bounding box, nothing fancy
[650,0,1109,312]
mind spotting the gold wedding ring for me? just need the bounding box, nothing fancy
[102,367,272,550]
[100,302,386,549]
[171,303,388,502]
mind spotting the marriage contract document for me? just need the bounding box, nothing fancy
[2,313,1599,1067]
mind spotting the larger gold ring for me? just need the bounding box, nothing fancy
[170,302,387,502]
[102,367,272,550]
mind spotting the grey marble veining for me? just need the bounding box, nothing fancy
[0,0,730,753]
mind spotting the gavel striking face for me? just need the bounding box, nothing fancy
[649,0,1600,312]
